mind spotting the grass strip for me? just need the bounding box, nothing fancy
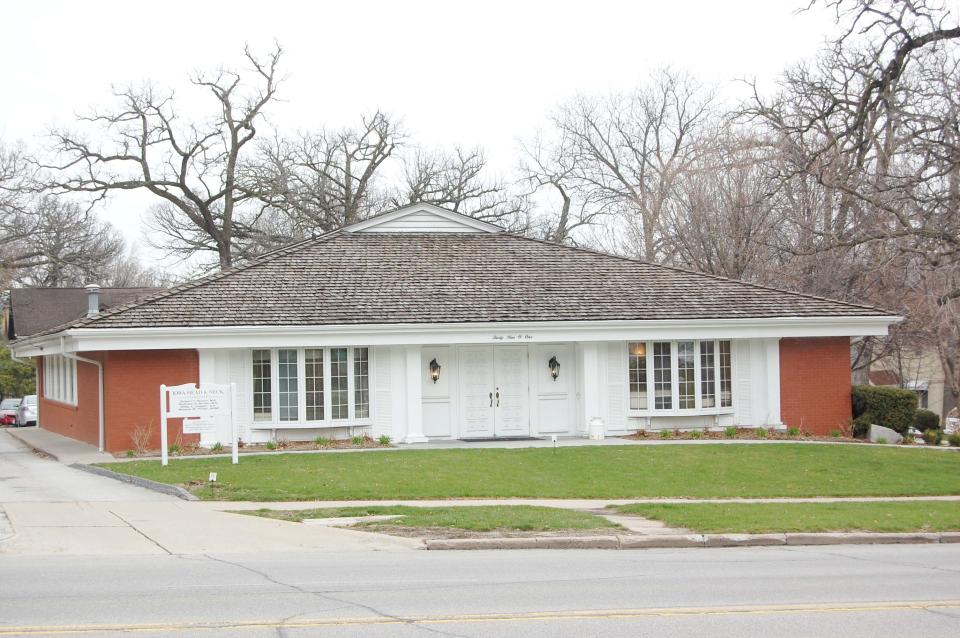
[238,505,620,531]
[611,501,960,533]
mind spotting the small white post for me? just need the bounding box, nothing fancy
[230,382,239,465]
[160,384,168,467]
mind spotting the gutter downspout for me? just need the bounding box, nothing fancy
[60,337,105,452]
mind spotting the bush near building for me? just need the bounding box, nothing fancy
[851,385,918,436]
[913,409,940,433]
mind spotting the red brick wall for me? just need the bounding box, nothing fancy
[780,337,852,435]
[37,354,102,447]
[101,349,200,453]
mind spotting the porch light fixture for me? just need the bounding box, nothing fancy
[548,356,560,381]
[429,358,442,383]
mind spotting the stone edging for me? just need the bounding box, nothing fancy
[424,532,960,550]
[70,463,198,501]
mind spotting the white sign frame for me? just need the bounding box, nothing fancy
[160,383,238,466]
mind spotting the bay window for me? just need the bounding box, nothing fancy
[653,342,672,409]
[700,341,716,408]
[304,349,324,421]
[677,341,696,409]
[628,342,648,410]
[627,340,733,413]
[330,347,349,420]
[277,349,299,422]
[252,349,272,421]
[251,347,371,425]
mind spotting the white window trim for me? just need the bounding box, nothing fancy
[43,355,77,406]
[250,346,374,429]
[627,340,734,417]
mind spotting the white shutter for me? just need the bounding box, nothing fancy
[373,346,393,437]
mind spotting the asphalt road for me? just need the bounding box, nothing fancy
[1,544,959,637]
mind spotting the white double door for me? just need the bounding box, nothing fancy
[459,346,530,438]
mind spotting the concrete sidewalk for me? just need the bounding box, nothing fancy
[0,431,419,555]
[205,494,960,512]
[0,500,420,555]
[3,426,115,464]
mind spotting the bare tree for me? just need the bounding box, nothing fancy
[751,1,960,291]
[550,69,716,260]
[396,146,527,227]
[13,196,126,287]
[744,0,960,383]
[662,128,780,279]
[0,143,41,280]
[519,133,608,244]
[44,45,284,270]
[1,140,137,287]
[252,111,400,239]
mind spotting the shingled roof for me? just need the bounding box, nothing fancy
[26,230,887,335]
[5,287,162,339]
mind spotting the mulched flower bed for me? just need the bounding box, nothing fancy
[623,427,866,444]
[115,436,392,459]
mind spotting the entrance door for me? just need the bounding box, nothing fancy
[493,346,530,436]
[459,346,495,438]
[459,346,530,438]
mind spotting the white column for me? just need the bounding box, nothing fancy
[580,343,602,436]
[403,345,428,443]
[764,338,783,427]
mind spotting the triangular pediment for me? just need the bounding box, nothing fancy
[344,203,502,234]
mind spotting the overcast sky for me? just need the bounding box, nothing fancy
[1,0,839,270]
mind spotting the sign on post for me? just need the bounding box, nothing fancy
[160,383,238,466]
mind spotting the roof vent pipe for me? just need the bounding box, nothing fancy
[85,284,101,318]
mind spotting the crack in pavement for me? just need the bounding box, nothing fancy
[108,510,172,555]
[203,554,469,638]
[922,606,960,623]
[778,545,960,575]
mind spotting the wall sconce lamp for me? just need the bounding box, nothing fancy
[429,358,442,383]
[548,356,560,381]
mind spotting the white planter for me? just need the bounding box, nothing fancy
[588,417,605,440]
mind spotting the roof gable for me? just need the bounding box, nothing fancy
[344,203,502,234]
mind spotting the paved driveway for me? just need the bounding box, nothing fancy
[0,430,418,555]
[0,429,172,503]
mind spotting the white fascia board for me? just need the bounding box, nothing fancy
[48,315,901,352]
[9,336,62,358]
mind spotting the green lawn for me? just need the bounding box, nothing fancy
[240,505,619,531]
[100,444,960,501]
[612,501,960,533]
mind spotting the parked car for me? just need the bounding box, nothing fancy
[15,395,37,427]
[0,398,21,425]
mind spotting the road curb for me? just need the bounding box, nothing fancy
[424,532,960,550]
[70,463,198,501]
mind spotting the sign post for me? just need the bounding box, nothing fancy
[159,383,237,466]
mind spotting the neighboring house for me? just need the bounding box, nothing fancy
[868,347,957,423]
[3,286,161,439]
[8,204,899,453]
[4,286,162,341]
